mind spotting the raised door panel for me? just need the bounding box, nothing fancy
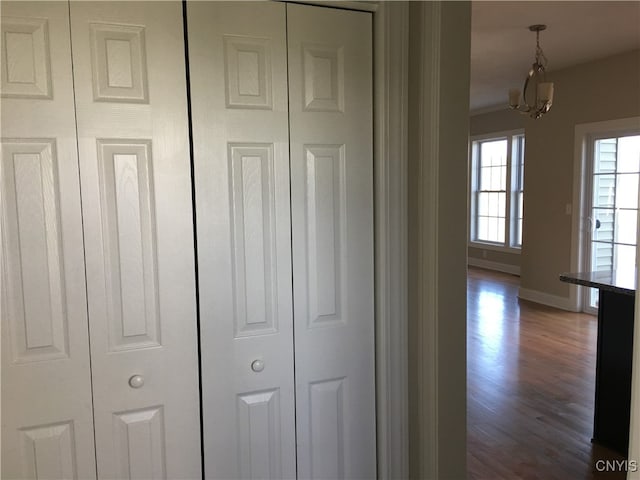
[287,4,376,479]
[112,406,166,479]
[1,2,96,479]
[69,2,200,478]
[186,2,296,478]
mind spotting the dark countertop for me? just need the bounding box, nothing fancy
[559,270,637,296]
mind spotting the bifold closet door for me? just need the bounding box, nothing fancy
[189,2,375,479]
[287,5,375,479]
[69,2,201,478]
[187,2,297,478]
[1,2,97,478]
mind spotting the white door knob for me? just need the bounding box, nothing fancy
[251,359,265,372]
[129,374,145,388]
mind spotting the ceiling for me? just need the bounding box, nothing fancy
[470,1,640,113]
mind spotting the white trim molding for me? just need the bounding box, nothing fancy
[281,0,378,12]
[408,2,470,478]
[374,2,409,479]
[518,287,580,312]
[468,257,520,276]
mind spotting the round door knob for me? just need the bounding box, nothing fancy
[251,359,265,372]
[128,374,145,388]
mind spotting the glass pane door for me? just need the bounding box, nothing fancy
[587,134,640,309]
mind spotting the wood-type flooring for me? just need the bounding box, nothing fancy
[467,267,629,480]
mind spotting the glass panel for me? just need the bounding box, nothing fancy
[480,167,491,190]
[589,288,599,309]
[477,217,488,241]
[488,166,502,190]
[480,139,507,168]
[497,221,505,244]
[498,192,506,216]
[592,209,614,242]
[595,138,617,174]
[617,135,640,173]
[478,192,489,216]
[616,173,639,209]
[487,217,504,243]
[615,209,637,245]
[487,217,498,242]
[592,174,615,208]
[591,240,613,272]
[488,192,499,217]
[615,243,636,272]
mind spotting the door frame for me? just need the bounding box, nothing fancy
[266,2,470,477]
[372,3,409,478]
[296,1,412,477]
[202,1,411,476]
[569,116,640,312]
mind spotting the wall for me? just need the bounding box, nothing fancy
[523,50,640,299]
[408,2,470,478]
[469,50,640,303]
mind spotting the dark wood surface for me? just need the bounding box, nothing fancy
[467,267,627,480]
[593,289,634,455]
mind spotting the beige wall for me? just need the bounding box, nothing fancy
[467,246,521,271]
[469,50,640,299]
[523,50,640,297]
[470,107,525,135]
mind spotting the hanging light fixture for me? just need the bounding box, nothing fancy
[509,24,554,119]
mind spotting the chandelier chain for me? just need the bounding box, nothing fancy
[535,30,548,67]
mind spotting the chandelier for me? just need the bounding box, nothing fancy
[508,25,554,119]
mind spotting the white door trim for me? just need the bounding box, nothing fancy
[373,2,409,478]
[277,4,412,475]
[408,2,470,478]
[282,0,378,12]
[412,4,442,477]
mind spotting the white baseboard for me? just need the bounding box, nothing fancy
[517,287,580,312]
[467,257,520,276]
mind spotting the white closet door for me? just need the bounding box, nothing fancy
[187,2,297,479]
[287,4,376,479]
[69,2,201,478]
[1,2,97,478]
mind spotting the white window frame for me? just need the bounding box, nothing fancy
[469,129,525,252]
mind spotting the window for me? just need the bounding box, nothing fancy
[470,131,525,249]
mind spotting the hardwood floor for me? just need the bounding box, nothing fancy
[467,267,627,480]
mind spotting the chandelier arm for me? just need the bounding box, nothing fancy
[521,68,535,111]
